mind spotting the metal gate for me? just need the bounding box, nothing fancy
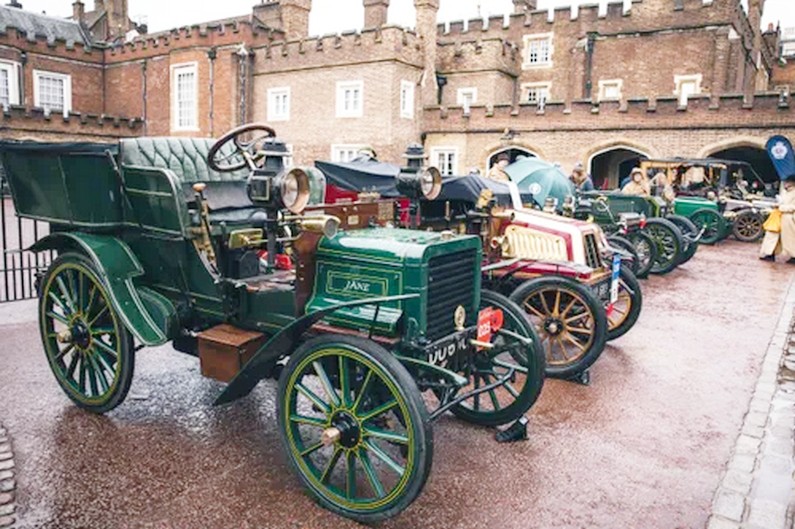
[0,168,53,303]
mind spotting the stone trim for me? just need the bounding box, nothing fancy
[0,423,15,528]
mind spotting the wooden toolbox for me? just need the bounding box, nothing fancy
[198,324,267,383]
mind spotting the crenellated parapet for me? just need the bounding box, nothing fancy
[0,26,101,62]
[438,0,738,44]
[104,19,282,63]
[437,37,520,76]
[424,92,793,132]
[0,104,143,138]
[252,25,424,73]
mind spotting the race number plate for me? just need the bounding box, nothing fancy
[477,307,494,344]
[609,253,621,306]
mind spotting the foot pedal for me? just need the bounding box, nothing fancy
[495,416,528,443]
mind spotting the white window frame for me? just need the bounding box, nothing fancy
[456,87,478,113]
[267,87,291,122]
[331,144,367,163]
[522,32,554,69]
[782,41,795,57]
[598,79,623,101]
[674,74,703,105]
[33,69,72,116]
[170,62,199,132]
[430,147,459,177]
[0,61,20,108]
[400,80,414,119]
[521,82,551,105]
[336,80,364,118]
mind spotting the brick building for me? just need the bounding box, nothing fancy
[0,0,792,186]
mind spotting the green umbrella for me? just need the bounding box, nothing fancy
[504,158,575,206]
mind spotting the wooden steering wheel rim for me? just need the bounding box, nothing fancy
[207,123,277,173]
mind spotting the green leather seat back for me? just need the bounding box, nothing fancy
[119,137,249,185]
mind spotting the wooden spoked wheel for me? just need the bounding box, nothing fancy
[39,253,134,413]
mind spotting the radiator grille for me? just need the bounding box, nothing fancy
[426,249,477,341]
[502,225,569,261]
[584,233,603,270]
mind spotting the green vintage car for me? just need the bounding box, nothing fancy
[669,195,728,245]
[0,124,545,523]
[576,192,698,275]
[640,158,773,243]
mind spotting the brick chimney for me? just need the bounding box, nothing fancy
[105,0,131,40]
[512,0,536,14]
[415,0,439,107]
[73,1,85,23]
[5,1,22,8]
[253,0,311,40]
[364,0,389,28]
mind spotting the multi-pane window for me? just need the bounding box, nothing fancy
[457,88,477,113]
[523,33,553,68]
[431,148,458,176]
[33,70,71,115]
[400,80,414,119]
[0,62,19,108]
[523,83,551,105]
[171,63,198,131]
[782,41,795,57]
[674,74,702,105]
[598,79,623,101]
[336,81,363,118]
[268,87,290,121]
[332,145,366,163]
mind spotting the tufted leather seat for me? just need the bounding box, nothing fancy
[120,137,263,224]
[119,137,249,184]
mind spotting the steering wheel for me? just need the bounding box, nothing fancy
[207,123,277,173]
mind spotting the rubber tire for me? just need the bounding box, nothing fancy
[509,276,608,379]
[607,235,640,276]
[689,208,726,245]
[667,214,699,265]
[624,230,657,279]
[732,209,765,243]
[277,334,433,524]
[449,289,546,427]
[606,266,643,341]
[39,252,135,414]
[645,218,684,275]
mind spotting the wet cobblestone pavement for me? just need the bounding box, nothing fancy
[708,283,795,529]
[0,241,793,529]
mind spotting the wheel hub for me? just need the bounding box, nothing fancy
[544,318,563,336]
[326,411,361,449]
[71,319,91,349]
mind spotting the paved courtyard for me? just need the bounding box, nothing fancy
[0,241,792,529]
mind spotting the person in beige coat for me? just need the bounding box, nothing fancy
[487,154,511,182]
[760,177,795,263]
[621,168,651,196]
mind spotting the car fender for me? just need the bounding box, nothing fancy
[30,232,170,346]
[214,294,420,406]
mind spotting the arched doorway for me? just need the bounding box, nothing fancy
[487,147,537,170]
[707,145,777,184]
[588,147,649,190]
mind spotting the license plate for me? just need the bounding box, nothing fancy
[592,278,610,301]
[427,331,470,366]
